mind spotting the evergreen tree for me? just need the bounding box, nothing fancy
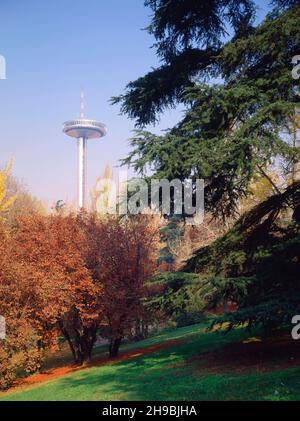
[115,1,300,216]
[148,181,300,332]
[115,1,300,333]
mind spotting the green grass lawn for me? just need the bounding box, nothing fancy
[1,323,300,401]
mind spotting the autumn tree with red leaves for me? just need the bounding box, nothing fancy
[0,211,159,388]
[95,215,159,357]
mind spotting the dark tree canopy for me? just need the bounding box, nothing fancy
[117,2,300,216]
[113,0,299,127]
[113,0,259,126]
[145,0,256,59]
[115,0,300,334]
[149,181,300,332]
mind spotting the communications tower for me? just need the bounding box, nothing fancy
[63,92,107,208]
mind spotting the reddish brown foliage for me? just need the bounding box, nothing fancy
[0,212,159,388]
[95,215,159,356]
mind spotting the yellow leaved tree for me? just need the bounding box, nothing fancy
[239,168,281,213]
[90,164,115,214]
[0,160,16,219]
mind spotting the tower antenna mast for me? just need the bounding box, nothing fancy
[80,89,85,118]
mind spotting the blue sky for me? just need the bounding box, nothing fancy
[0,0,270,207]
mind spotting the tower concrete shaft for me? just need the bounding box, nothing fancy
[77,137,87,209]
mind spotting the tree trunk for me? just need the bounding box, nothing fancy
[134,319,142,341]
[223,297,229,313]
[134,319,149,341]
[109,337,122,358]
[263,320,277,337]
[58,320,77,363]
[73,327,97,364]
[59,320,97,365]
[142,320,149,338]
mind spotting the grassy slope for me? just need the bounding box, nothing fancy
[1,323,300,401]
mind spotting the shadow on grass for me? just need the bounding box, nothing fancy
[3,325,300,401]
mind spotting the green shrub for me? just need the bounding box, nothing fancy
[175,311,206,328]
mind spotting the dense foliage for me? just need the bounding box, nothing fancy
[0,212,158,389]
[149,182,300,332]
[115,1,300,216]
[115,1,300,334]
